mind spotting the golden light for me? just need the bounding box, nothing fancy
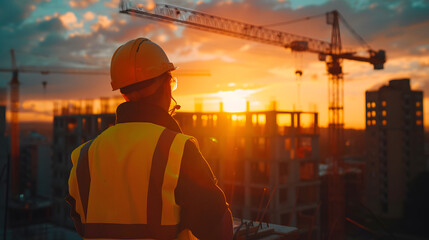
[215,89,256,112]
[157,34,167,43]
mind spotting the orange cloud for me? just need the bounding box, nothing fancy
[83,11,95,21]
[59,11,83,29]
[91,15,113,31]
[69,0,98,9]
[104,0,120,8]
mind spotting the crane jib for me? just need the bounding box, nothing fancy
[120,6,331,54]
[120,3,385,70]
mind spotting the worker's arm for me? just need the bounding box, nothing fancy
[64,142,88,236]
[175,138,233,240]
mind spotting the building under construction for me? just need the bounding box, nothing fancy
[52,98,320,239]
[174,104,320,239]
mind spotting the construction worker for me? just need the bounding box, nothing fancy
[66,38,233,240]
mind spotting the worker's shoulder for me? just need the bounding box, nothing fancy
[181,135,204,162]
[183,136,199,148]
[174,131,195,142]
[70,140,92,164]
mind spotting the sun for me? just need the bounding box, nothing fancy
[215,89,254,112]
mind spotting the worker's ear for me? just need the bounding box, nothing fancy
[157,78,172,112]
[162,77,172,97]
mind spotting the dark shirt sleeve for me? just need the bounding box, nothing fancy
[175,138,231,240]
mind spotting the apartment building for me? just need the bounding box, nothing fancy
[365,78,425,218]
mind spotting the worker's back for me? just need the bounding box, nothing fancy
[67,122,198,239]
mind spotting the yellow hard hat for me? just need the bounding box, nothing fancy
[110,38,176,91]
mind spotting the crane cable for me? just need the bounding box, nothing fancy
[338,12,372,50]
[260,12,326,28]
[262,11,372,50]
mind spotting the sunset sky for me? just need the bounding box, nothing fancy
[0,0,428,129]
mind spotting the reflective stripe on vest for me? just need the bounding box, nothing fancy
[68,123,195,239]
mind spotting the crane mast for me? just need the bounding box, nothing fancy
[9,50,20,196]
[326,10,346,238]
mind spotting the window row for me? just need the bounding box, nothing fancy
[367,119,422,126]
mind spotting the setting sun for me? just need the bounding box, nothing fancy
[214,89,256,112]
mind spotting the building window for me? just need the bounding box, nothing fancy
[382,120,387,126]
[250,162,270,184]
[290,149,295,159]
[67,120,77,133]
[299,162,315,181]
[371,102,376,108]
[252,114,266,126]
[284,138,291,150]
[367,112,371,118]
[97,117,101,130]
[416,120,422,125]
[257,137,265,149]
[258,114,266,125]
[279,162,288,184]
[201,114,209,127]
[367,102,371,108]
[416,101,421,107]
[279,188,288,204]
[382,110,386,117]
[250,188,268,208]
[297,185,318,205]
[297,137,312,159]
[382,100,386,107]
[372,120,376,125]
[416,111,422,117]
[213,114,218,127]
[192,114,197,127]
[367,120,371,126]
[372,111,376,117]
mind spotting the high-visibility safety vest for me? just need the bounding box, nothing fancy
[67,122,198,240]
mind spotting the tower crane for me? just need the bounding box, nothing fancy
[119,1,386,238]
[0,49,210,196]
[119,0,385,163]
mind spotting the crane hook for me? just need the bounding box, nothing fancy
[42,81,47,91]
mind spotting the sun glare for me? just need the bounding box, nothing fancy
[215,89,255,112]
